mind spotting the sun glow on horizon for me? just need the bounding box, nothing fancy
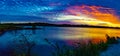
[53,5,120,27]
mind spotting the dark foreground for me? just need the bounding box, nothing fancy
[0,24,120,56]
[0,34,118,56]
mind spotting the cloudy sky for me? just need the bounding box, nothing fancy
[0,0,120,27]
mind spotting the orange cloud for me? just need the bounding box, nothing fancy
[65,5,120,24]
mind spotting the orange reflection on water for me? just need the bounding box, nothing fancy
[63,28,120,44]
[83,28,120,43]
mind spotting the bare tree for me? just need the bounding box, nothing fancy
[10,34,36,56]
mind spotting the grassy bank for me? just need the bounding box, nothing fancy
[45,35,119,56]
[2,34,119,56]
[0,24,23,32]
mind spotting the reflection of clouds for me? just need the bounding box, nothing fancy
[58,27,120,41]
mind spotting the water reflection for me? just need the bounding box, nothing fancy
[0,26,120,56]
[66,28,120,41]
[1,26,120,44]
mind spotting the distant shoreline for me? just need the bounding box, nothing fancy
[1,22,120,29]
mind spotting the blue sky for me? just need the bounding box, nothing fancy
[0,0,120,23]
[0,0,120,15]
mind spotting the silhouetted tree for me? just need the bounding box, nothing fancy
[9,34,36,56]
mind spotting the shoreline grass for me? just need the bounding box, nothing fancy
[1,34,119,56]
[45,35,120,56]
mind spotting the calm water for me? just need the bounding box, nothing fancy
[0,26,120,56]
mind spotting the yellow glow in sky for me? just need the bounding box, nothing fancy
[55,14,120,27]
[54,5,120,27]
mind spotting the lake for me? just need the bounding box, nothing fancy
[0,26,120,56]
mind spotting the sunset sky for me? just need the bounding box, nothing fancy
[0,0,120,27]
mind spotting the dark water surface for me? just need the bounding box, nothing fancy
[0,26,120,56]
